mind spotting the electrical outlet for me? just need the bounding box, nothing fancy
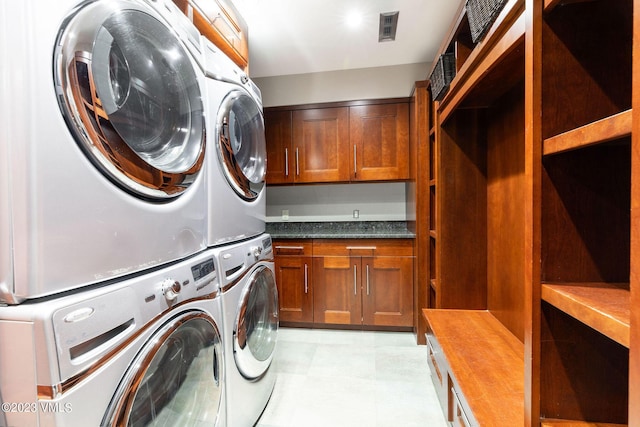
[353,209,359,219]
[282,209,289,221]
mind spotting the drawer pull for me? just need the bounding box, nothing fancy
[346,246,377,251]
[284,148,289,177]
[353,265,357,295]
[275,246,305,250]
[366,264,370,295]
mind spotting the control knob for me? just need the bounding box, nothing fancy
[162,279,181,302]
[251,246,263,259]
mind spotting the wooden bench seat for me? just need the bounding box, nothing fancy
[423,309,524,426]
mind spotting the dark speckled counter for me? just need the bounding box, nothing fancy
[266,221,415,239]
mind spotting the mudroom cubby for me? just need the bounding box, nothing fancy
[422,0,527,424]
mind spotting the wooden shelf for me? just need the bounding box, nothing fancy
[430,279,437,291]
[541,282,630,347]
[429,179,436,187]
[541,420,627,427]
[429,230,437,239]
[543,110,632,156]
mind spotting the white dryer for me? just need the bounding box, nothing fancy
[0,248,226,427]
[203,40,267,247]
[215,233,278,427]
[0,0,209,304]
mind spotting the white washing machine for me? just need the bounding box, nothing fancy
[0,0,209,304]
[0,248,226,427]
[203,39,267,247]
[215,233,278,427]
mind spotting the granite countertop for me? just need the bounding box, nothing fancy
[266,221,415,239]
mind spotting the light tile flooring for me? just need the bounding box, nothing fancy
[256,328,448,427]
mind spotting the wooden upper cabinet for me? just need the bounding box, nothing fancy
[292,107,350,183]
[350,103,410,181]
[172,0,249,71]
[265,99,411,185]
[265,110,293,184]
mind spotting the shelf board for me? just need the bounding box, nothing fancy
[430,279,437,291]
[541,420,627,427]
[541,282,630,347]
[429,230,437,239]
[429,179,436,187]
[543,110,632,156]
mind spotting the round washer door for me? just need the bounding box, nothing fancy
[234,264,278,379]
[55,1,205,200]
[104,312,224,426]
[216,90,266,201]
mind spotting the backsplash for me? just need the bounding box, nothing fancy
[265,182,407,222]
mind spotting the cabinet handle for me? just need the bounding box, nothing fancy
[295,147,300,176]
[285,148,289,177]
[353,144,357,176]
[366,264,370,296]
[451,387,473,427]
[275,245,304,250]
[346,246,377,251]
[353,265,357,295]
[304,263,308,294]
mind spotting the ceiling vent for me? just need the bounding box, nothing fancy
[378,11,399,42]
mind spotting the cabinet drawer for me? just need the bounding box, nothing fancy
[312,239,413,257]
[450,385,476,427]
[273,240,312,256]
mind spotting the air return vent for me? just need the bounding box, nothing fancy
[379,11,399,42]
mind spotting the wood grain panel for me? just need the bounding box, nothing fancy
[312,256,361,325]
[486,83,525,341]
[264,110,292,184]
[540,303,628,423]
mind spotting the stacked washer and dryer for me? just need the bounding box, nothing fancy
[0,0,277,426]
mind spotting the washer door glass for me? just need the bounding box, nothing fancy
[217,90,266,201]
[55,1,205,199]
[105,312,223,427]
[234,265,278,379]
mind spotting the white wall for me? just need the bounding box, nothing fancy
[257,63,427,222]
[266,183,407,223]
[253,62,430,107]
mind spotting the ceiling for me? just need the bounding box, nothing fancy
[233,0,464,78]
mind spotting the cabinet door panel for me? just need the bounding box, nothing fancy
[293,108,350,183]
[350,103,409,181]
[362,256,413,327]
[313,256,361,325]
[275,256,313,323]
[265,110,293,184]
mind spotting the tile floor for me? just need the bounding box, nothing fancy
[255,328,448,427]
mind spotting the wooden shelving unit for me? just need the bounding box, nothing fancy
[420,0,638,425]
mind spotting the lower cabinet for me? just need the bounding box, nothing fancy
[273,238,414,329]
[273,241,313,323]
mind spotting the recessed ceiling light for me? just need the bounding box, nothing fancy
[345,10,364,29]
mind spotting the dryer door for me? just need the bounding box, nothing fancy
[55,1,205,200]
[216,90,266,201]
[104,312,224,426]
[234,264,279,379]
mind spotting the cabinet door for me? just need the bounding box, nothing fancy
[362,256,414,327]
[265,110,293,184]
[350,103,410,181]
[292,108,350,183]
[312,256,361,325]
[275,255,313,323]
[179,0,249,70]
